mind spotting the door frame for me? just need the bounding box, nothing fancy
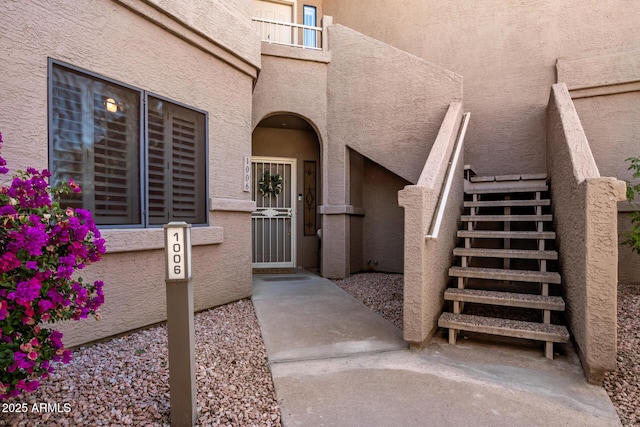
[251,156,297,268]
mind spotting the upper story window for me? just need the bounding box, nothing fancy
[303,5,317,48]
[49,60,207,227]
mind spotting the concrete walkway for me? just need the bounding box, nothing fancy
[252,270,621,427]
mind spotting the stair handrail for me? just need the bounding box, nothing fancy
[426,112,470,240]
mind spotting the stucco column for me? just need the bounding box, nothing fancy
[319,209,350,278]
[398,185,429,342]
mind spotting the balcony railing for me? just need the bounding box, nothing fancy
[252,17,322,50]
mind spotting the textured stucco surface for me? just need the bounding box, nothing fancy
[557,49,640,284]
[135,0,261,68]
[0,0,257,346]
[559,49,640,284]
[575,91,640,283]
[546,84,626,383]
[252,23,461,278]
[361,159,409,274]
[399,103,464,343]
[323,0,640,176]
[327,24,462,185]
[323,23,461,277]
[557,50,640,92]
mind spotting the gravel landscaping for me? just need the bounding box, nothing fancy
[604,282,640,427]
[2,273,637,426]
[332,272,404,330]
[2,299,280,427]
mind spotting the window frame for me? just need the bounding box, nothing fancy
[47,58,209,229]
[144,92,209,226]
[302,5,317,48]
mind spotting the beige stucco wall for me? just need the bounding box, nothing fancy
[327,24,462,185]
[134,0,260,70]
[361,159,408,273]
[348,150,365,273]
[546,83,626,383]
[324,23,462,277]
[252,126,321,269]
[399,103,465,344]
[557,50,640,284]
[252,22,462,278]
[323,0,640,176]
[0,0,258,346]
[575,91,640,283]
[347,152,407,274]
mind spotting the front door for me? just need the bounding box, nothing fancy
[252,157,296,268]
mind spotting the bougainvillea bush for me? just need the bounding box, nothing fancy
[623,156,640,255]
[0,133,106,400]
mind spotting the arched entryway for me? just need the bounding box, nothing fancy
[252,113,322,271]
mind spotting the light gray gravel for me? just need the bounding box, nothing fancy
[604,282,640,427]
[2,273,637,427]
[331,272,404,330]
[2,298,280,427]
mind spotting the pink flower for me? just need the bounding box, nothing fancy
[0,300,8,321]
[68,179,81,193]
[8,278,42,304]
[0,132,105,400]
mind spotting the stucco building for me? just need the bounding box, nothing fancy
[1,0,638,383]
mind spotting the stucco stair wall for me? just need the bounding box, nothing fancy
[327,24,463,185]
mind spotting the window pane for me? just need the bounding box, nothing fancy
[50,76,85,211]
[51,65,141,225]
[147,99,168,222]
[148,97,207,225]
[303,5,317,48]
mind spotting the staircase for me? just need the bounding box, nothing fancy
[437,173,570,359]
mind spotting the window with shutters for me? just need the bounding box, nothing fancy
[49,61,207,227]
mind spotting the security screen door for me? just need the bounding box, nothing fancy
[252,157,296,268]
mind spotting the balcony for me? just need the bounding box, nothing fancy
[252,16,331,51]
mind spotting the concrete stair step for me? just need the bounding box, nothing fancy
[453,247,558,260]
[444,288,565,310]
[449,266,561,284]
[461,214,552,222]
[457,230,556,240]
[438,312,570,343]
[465,179,548,195]
[466,184,549,194]
[469,173,548,183]
[464,199,551,208]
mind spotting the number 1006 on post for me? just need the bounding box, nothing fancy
[165,223,191,281]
